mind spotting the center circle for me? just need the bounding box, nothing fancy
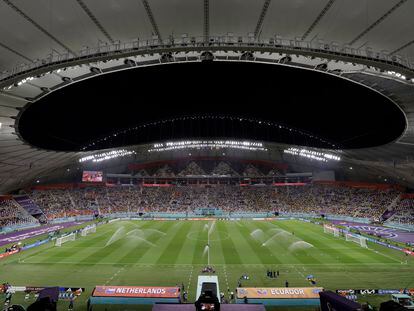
[186,230,230,242]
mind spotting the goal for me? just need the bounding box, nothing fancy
[323,224,340,237]
[81,224,96,237]
[345,233,367,248]
[55,233,76,247]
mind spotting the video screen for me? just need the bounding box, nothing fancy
[82,171,103,182]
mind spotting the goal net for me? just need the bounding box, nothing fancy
[345,233,367,248]
[323,224,340,237]
[55,233,76,247]
[81,224,96,237]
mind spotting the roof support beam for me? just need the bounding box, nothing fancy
[74,0,114,44]
[390,39,414,55]
[254,0,271,40]
[203,0,209,42]
[2,0,76,56]
[0,91,32,102]
[141,0,162,41]
[301,0,336,41]
[348,0,408,46]
[0,42,32,62]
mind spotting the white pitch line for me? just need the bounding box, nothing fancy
[368,247,402,264]
[19,261,407,267]
[235,221,244,227]
[223,265,230,291]
[104,267,124,285]
[187,266,194,292]
[291,265,305,278]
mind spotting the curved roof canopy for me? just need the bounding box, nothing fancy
[1,0,414,192]
[17,61,405,151]
[0,0,414,71]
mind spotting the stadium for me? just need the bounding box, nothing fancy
[1,1,414,310]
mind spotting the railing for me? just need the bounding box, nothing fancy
[325,214,371,224]
[1,35,413,86]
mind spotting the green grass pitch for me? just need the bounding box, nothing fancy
[1,219,413,310]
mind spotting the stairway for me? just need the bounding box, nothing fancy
[380,195,400,221]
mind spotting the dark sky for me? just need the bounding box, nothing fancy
[18,61,405,151]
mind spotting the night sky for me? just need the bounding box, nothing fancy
[18,61,405,151]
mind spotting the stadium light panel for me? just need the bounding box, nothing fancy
[148,140,267,152]
[79,149,136,163]
[283,147,341,162]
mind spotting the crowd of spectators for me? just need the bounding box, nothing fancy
[388,198,414,225]
[143,161,283,178]
[272,185,400,220]
[0,198,37,229]
[2,181,413,226]
[30,189,99,219]
[25,184,406,222]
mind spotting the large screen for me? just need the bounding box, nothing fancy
[82,171,103,182]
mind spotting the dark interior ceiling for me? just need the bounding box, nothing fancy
[17,61,406,151]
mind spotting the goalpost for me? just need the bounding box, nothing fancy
[55,233,76,247]
[323,224,340,237]
[345,233,367,248]
[81,224,96,237]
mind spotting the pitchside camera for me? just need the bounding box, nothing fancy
[195,290,220,311]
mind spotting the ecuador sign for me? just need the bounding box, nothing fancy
[92,286,180,298]
[237,287,323,299]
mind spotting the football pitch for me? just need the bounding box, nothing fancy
[1,219,413,310]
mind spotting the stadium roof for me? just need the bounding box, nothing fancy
[1,0,414,192]
[16,61,405,151]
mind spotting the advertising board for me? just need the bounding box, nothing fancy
[92,286,180,298]
[236,287,323,299]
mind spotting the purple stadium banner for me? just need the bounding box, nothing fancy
[320,291,361,311]
[0,221,84,247]
[330,220,414,244]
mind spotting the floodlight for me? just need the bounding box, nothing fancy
[124,59,136,66]
[90,67,101,74]
[200,51,214,62]
[241,52,254,60]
